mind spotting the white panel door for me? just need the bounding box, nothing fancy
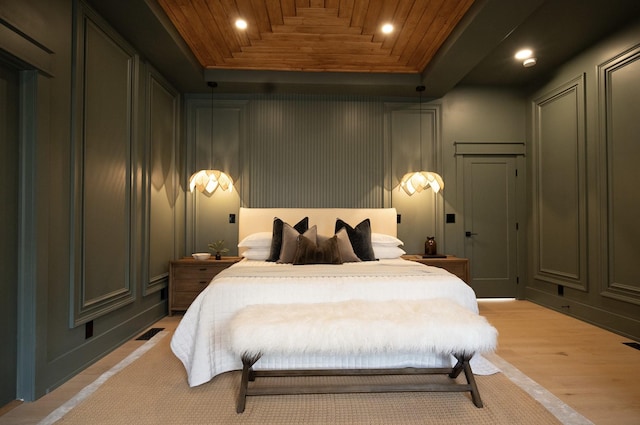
[463,156,518,297]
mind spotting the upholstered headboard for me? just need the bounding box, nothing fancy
[238,208,398,250]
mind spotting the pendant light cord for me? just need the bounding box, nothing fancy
[417,85,425,170]
[208,81,217,168]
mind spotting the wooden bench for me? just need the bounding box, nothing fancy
[229,298,498,413]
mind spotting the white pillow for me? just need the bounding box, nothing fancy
[373,246,406,259]
[371,233,404,247]
[241,248,270,260]
[238,232,272,248]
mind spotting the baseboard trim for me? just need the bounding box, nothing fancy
[525,287,640,341]
[37,301,167,400]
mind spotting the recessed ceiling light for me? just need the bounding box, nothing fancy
[381,23,393,34]
[235,19,247,30]
[523,58,537,67]
[515,49,533,60]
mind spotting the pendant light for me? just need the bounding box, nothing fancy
[399,85,444,195]
[188,82,233,195]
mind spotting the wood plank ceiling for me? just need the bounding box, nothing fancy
[156,0,476,74]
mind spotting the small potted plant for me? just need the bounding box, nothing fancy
[208,240,229,260]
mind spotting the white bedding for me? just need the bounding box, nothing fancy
[170,258,497,387]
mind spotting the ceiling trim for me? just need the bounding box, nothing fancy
[420,0,545,97]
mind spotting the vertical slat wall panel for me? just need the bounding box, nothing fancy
[246,94,385,208]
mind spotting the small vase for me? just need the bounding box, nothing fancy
[215,253,221,260]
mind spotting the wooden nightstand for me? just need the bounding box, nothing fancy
[168,256,242,315]
[402,255,470,284]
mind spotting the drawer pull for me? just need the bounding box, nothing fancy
[199,268,208,271]
[199,280,208,284]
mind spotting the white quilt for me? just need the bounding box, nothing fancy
[170,258,497,387]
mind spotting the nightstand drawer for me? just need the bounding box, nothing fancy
[435,262,466,281]
[401,255,470,284]
[172,278,211,292]
[172,264,228,279]
[172,291,203,310]
[169,257,242,315]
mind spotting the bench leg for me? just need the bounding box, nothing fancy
[449,355,465,379]
[450,353,483,408]
[237,352,484,412]
[463,358,483,408]
[237,353,261,413]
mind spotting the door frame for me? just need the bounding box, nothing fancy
[15,70,39,401]
[454,142,527,299]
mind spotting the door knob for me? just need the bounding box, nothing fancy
[465,231,478,237]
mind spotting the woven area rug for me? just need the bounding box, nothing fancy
[52,332,562,425]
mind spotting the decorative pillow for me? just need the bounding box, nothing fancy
[278,224,317,264]
[241,248,270,260]
[317,228,361,262]
[371,233,404,247]
[293,235,342,265]
[266,217,309,262]
[238,232,272,248]
[335,218,376,261]
[373,246,406,259]
[335,228,361,262]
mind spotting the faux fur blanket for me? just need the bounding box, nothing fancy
[230,299,498,357]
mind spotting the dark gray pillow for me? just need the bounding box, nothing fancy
[293,235,342,265]
[335,218,376,261]
[266,217,308,262]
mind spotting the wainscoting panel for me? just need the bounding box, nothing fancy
[245,94,386,208]
[387,103,443,255]
[145,67,179,295]
[186,98,244,254]
[70,7,138,326]
[598,45,640,304]
[532,75,587,291]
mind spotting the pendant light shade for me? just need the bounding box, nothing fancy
[189,169,233,194]
[189,81,234,195]
[400,171,444,195]
[399,85,444,195]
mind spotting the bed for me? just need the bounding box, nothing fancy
[170,207,497,388]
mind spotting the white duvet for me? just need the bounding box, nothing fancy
[170,258,497,387]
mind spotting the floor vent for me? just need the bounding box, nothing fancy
[623,342,640,351]
[136,328,164,341]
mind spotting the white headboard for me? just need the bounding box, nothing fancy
[238,208,398,246]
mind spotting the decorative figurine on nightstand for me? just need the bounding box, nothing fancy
[208,240,229,260]
[425,236,437,256]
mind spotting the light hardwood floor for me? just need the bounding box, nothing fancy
[1,300,638,424]
[480,300,640,425]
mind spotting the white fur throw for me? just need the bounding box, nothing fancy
[230,299,497,357]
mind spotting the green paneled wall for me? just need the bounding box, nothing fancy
[527,19,640,340]
[2,0,178,400]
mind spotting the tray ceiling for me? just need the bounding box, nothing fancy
[87,0,640,95]
[156,0,475,74]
